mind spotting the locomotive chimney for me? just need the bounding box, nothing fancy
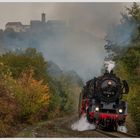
[110,70,113,74]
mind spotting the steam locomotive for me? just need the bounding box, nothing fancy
[78,70,129,131]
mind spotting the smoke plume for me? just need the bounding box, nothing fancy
[38,3,129,81]
[105,18,137,47]
[41,26,106,81]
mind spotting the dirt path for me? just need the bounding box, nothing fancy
[16,115,110,137]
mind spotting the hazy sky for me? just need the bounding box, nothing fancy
[0,3,131,38]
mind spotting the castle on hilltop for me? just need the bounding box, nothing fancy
[5,13,66,32]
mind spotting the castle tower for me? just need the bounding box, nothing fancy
[41,13,46,23]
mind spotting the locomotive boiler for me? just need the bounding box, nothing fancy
[79,70,129,131]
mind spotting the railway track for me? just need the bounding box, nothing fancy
[16,115,139,138]
[96,129,138,138]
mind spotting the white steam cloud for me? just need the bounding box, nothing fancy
[71,116,95,131]
[117,126,128,133]
[104,60,115,73]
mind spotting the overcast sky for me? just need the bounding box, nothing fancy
[0,3,132,38]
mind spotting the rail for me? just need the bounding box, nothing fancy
[96,129,138,138]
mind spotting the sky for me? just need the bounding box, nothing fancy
[0,2,134,81]
[0,3,131,36]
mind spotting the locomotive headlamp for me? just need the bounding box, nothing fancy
[108,81,112,85]
[95,107,99,112]
[119,109,123,113]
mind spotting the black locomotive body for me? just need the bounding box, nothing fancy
[79,70,129,130]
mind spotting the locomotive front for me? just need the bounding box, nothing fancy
[79,70,129,131]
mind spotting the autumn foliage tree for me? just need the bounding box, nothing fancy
[12,69,50,123]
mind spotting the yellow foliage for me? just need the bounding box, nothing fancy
[9,69,50,123]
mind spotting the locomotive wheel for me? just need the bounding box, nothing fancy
[99,124,105,130]
[99,123,117,131]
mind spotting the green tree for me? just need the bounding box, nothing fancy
[0,48,48,80]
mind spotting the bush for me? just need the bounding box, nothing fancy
[0,59,51,136]
[10,69,50,124]
[0,66,20,136]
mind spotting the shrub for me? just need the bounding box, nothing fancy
[0,66,20,136]
[11,69,50,124]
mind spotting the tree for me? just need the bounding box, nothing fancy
[126,2,140,22]
[0,48,48,80]
[105,2,140,53]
